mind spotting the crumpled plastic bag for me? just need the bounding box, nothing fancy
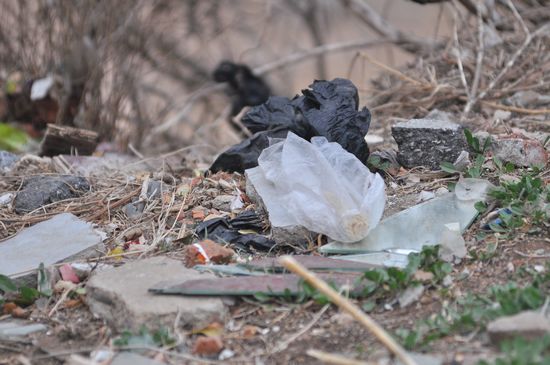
[210,78,371,173]
[246,132,385,243]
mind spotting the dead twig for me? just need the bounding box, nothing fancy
[306,349,376,365]
[279,256,418,365]
[463,4,485,117]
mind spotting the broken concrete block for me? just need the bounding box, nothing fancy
[86,257,228,332]
[492,136,547,167]
[0,213,104,278]
[14,175,90,214]
[487,311,550,345]
[391,119,469,170]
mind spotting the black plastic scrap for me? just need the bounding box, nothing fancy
[194,210,276,251]
[210,78,372,173]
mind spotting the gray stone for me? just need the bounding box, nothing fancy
[145,180,167,200]
[271,225,316,247]
[86,257,228,332]
[0,321,48,339]
[398,285,424,308]
[391,119,469,170]
[210,194,234,212]
[487,311,550,345]
[0,150,18,172]
[0,213,104,278]
[492,137,547,167]
[425,109,457,123]
[14,175,90,214]
[124,200,146,219]
[110,352,163,365]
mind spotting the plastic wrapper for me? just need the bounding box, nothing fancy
[246,132,385,243]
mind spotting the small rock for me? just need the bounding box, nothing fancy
[398,285,424,308]
[507,262,515,273]
[442,275,453,287]
[14,175,90,214]
[0,192,14,206]
[123,200,146,220]
[330,312,355,326]
[271,225,316,247]
[416,190,435,203]
[210,195,234,212]
[86,257,228,332]
[218,349,235,361]
[183,239,235,267]
[493,110,511,121]
[507,90,550,108]
[487,311,550,345]
[0,150,18,172]
[425,109,457,123]
[192,336,224,356]
[145,180,167,200]
[391,119,469,170]
[492,136,547,167]
[413,270,434,282]
[110,352,163,365]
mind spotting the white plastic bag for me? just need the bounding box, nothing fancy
[246,132,385,243]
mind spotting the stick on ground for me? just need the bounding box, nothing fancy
[279,256,418,365]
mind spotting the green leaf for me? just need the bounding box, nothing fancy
[440,161,461,174]
[0,274,17,293]
[0,123,29,152]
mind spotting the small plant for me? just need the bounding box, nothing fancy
[0,273,47,307]
[113,326,176,348]
[477,335,550,365]
[440,129,491,178]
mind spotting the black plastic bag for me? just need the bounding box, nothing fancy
[195,210,276,251]
[210,78,371,173]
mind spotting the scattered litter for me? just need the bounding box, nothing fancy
[218,348,235,361]
[183,239,235,267]
[320,178,493,254]
[210,78,372,173]
[195,210,275,251]
[13,175,90,214]
[0,321,47,339]
[391,118,469,170]
[247,132,385,243]
[0,213,104,278]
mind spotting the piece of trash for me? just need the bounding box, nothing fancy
[438,223,467,262]
[183,239,235,267]
[195,210,275,251]
[392,118,469,170]
[247,132,385,243]
[210,78,372,173]
[333,251,412,268]
[240,255,380,272]
[13,175,90,214]
[219,348,235,360]
[30,75,54,100]
[320,178,493,254]
[0,321,48,339]
[364,134,384,146]
[0,213,104,278]
[59,264,80,284]
[150,272,364,297]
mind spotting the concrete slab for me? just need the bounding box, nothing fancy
[86,257,228,332]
